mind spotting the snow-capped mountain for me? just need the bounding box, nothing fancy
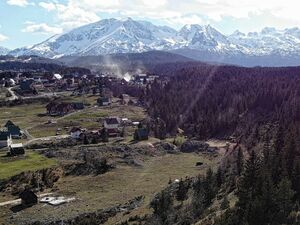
[228,27,300,56]
[9,18,300,66]
[11,18,179,58]
[0,46,10,55]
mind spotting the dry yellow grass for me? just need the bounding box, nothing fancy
[4,152,221,224]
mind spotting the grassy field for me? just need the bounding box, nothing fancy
[0,103,51,129]
[28,104,146,138]
[0,91,146,139]
[4,152,220,224]
[0,151,57,180]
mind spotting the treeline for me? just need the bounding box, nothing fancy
[144,63,300,144]
[138,62,300,225]
[0,61,65,72]
[143,139,300,225]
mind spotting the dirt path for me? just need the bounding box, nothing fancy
[7,87,18,101]
[0,193,53,207]
[24,134,70,145]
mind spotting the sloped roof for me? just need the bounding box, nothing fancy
[105,117,121,125]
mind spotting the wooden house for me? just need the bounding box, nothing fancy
[5,120,21,138]
[19,190,38,207]
[134,127,149,141]
[97,97,111,106]
[46,102,74,116]
[104,117,121,137]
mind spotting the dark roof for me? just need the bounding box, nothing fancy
[136,128,148,137]
[72,102,85,109]
[97,97,110,102]
[0,129,9,140]
[19,190,38,205]
[5,120,15,128]
[105,117,120,125]
[7,126,21,136]
[70,127,82,133]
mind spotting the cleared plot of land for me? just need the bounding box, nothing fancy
[4,152,220,225]
[0,151,57,180]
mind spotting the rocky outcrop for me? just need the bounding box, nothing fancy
[180,140,217,153]
[29,196,144,225]
[64,157,114,176]
[0,167,63,195]
[154,142,178,153]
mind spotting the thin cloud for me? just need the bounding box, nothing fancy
[22,23,63,35]
[0,34,9,42]
[6,0,34,7]
[37,0,300,31]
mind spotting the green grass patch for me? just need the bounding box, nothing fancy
[0,151,57,180]
[0,103,51,129]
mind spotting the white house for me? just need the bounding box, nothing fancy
[70,127,84,139]
[53,74,62,80]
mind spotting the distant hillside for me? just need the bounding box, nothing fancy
[58,51,194,74]
[0,55,64,72]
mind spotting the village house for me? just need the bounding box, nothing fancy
[19,189,38,207]
[5,120,21,138]
[7,135,25,156]
[46,102,74,116]
[72,102,85,110]
[19,79,36,95]
[97,97,111,106]
[104,117,122,137]
[0,121,22,148]
[70,127,85,139]
[134,125,149,141]
[0,129,9,148]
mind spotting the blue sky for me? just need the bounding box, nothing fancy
[0,0,300,49]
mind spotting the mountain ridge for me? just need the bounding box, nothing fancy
[8,18,300,66]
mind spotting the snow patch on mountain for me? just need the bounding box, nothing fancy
[0,47,10,55]
[9,18,300,62]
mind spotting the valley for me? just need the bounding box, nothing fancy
[0,15,299,225]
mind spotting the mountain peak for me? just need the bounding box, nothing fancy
[231,30,245,37]
[261,27,277,34]
[0,46,10,55]
[8,17,300,65]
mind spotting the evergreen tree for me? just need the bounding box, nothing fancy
[192,176,205,218]
[150,190,174,224]
[274,178,295,224]
[216,167,225,188]
[237,151,261,224]
[176,179,188,203]
[220,196,230,210]
[236,147,244,176]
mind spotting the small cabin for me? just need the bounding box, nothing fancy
[19,190,38,207]
[0,130,8,148]
[70,127,85,139]
[104,117,121,137]
[97,97,111,106]
[5,120,21,138]
[46,102,74,116]
[8,143,25,156]
[134,127,149,141]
